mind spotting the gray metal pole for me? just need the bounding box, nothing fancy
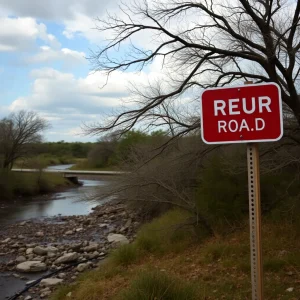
[247,143,264,300]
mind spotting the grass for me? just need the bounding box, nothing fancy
[111,244,139,266]
[117,270,199,300]
[52,211,300,300]
[0,171,74,200]
[135,209,196,254]
[14,154,75,169]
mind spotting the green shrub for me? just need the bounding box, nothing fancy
[135,209,195,254]
[111,244,139,266]
[195,155,300,233]
[117,270,198,300]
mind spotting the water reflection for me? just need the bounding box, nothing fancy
[0,179,109,226]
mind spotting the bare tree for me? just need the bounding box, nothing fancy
[87,0,300,137]
[0,111,49,169]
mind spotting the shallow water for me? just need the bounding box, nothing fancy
[0,165,110,226]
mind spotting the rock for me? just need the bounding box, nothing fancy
[40,291,52,298]
[27,254,34,260]
[58,272,66,279]
[33,246,47,255]
[65,230,73,235]
[48,252,57,258]
[16,256,26,263]
[24,296,32,300]
[76,228,83,232]
[66,292,72,297]
[120,219,132,232]
[107,234,129,246]
[99,223,108,228]
[19,221,27,226]
[83,243,98,252]
[83,218,92,225]
[88,251,100,259]
[2,238,11,243]
[13,273,21,278]
[26,248,33,255]
[55,252,79,264]
[69,242,82,251]
[16,261,47,273]
[35,232,44,237]
[40,278,63,287]
[18,235,25,239]
[33,246,58,256]
[11,243,20,248]
[32,256,45,262]
[77,263,89,272]
[286,287,294,292]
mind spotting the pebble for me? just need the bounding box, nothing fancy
[58,272,66,279]
[286,287,294,292]
[0,200,138,298]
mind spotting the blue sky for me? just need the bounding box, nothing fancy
[0,0,157,142]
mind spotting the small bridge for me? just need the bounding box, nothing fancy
[11,168,125,183]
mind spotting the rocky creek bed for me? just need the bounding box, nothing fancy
[0,200,140,300]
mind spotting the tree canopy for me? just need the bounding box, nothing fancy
[0,111,49,169]
[88,0,300,139]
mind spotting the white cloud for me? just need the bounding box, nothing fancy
[9,67,144,113]
[8,65,165,140]
[0,17,60,52]
[26,46,86,65]
[0,0,119,43]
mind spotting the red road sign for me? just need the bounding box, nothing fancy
[200,83,283,144]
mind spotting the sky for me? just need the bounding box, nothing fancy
[0,0,160,142]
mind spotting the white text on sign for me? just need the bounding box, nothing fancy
[214,96,271,133]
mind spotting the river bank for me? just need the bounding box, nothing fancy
[0,199,140,300]
[0,171,76,202]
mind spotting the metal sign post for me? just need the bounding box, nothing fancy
[247,143,263,300]
[200,80,283,300]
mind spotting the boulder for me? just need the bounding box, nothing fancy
[55,252,79,264]
[16,256,26,263]
[77,263,89,272]
[16,261,47,273]
[33,246,58,256]
[107,234,129,246]
[40,278,63,287]
[83,243,98,252]
[26,248,33,255]
[47,252,57,258]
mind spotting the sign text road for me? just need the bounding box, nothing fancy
[200,83,283,144]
